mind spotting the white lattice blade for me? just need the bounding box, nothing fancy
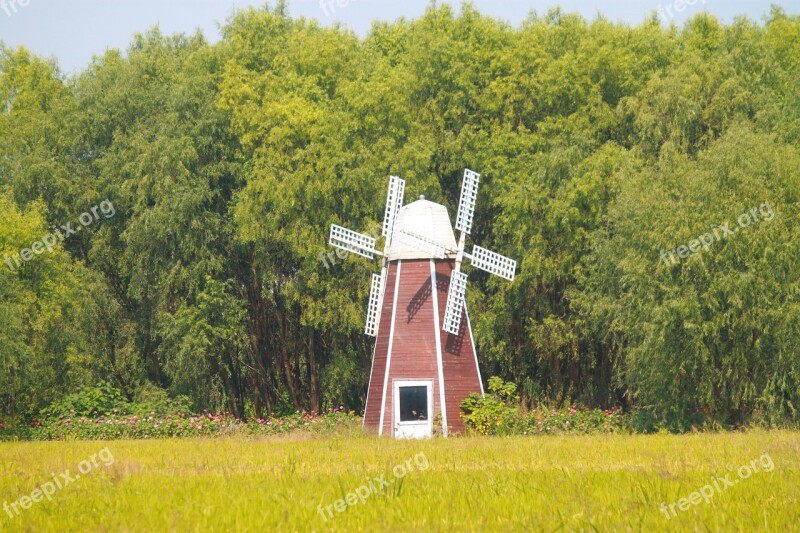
[470,245,516,281]
[364,272,384,337]
[455,169,480,234]
[397,229,448,259]
[443,271,468,335]
[382,176,406,241]
[329,225,378,259]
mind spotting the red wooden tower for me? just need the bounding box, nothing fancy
[329,170,516,438]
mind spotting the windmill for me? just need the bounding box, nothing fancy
[328,170,516,438]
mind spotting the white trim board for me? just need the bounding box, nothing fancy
[430,260,448,437]
[378,260,402,435]
[464,305,484,395]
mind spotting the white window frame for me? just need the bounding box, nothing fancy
[393,380,434,438]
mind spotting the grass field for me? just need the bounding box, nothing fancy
[1,431,798,531]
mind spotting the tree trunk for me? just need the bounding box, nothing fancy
[280,313,300,409]
[308,332,320,413]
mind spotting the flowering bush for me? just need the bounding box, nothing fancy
[0,408,361,441]
[461,377,635,436]
[0,381,362,441]
[519,406,631,435]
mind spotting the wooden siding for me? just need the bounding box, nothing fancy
[362,261,398,431]
[435,260,482,434]
[382,259,442,436]
[363,259,483,436]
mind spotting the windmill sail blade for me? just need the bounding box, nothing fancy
[443,271,468,335]
[470,245,517,281]
[329,225,379,259]
[397,229,450,259]
[365,272,384,337]
[455,169,480,235]
[382,176,406,244]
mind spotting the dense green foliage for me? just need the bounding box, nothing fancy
[1,2,799,430]
[37,382,192,420]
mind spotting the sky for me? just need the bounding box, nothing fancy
[0,0,792,75]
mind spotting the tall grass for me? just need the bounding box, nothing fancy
[0,431,798,531]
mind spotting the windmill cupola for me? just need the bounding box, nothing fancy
[388,198,457,261]
[328,170,517,438]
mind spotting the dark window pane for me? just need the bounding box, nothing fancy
[399,386,428,421]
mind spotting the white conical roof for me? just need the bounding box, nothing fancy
[388,196,458,260]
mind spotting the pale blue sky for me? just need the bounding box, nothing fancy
[0,1,791,75]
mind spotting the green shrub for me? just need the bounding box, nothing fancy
[132,383,192,417]
[460,377,525,436]
[37,382,194,423]
[38,381,130,419]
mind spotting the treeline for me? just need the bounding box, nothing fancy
[1,2,799,429]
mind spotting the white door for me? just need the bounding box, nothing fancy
[393,380,433,439]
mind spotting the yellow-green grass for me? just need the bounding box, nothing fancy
[1,431,798,531]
